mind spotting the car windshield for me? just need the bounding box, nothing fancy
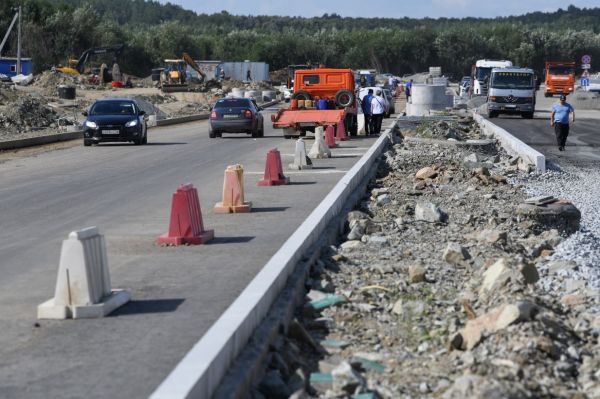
[214,99,250,108]
[91,101,136,115]
[548,66,574,75]
[491,72,533,89]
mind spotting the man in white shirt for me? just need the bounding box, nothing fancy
[370,90,385,134]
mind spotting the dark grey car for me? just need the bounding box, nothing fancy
[209,97,264,138]
[82,98,148,146]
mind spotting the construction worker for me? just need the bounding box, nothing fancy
[551,94,575,151]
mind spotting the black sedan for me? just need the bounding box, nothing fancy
[82,98,148,146]
[209,97,264,138]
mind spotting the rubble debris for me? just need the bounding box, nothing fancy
[250,114,598,399]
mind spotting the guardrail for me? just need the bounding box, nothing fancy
[150,120,399,399]
[0,101,279,152]
[473,111,546,173]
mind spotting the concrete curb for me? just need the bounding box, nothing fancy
[0,101,280,151]
[0,131,82,151]
[150,122,399,399]
[155,113,208,126]
[473,112,546,173]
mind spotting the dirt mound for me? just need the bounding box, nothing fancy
[33,71,80,88]
[135,93,177,105]
[4,96,58,128]
[269,68,287,84]
[0,87,19,105]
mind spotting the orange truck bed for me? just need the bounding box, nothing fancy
[271,108,346,129]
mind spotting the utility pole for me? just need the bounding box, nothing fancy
[17,5,22,75]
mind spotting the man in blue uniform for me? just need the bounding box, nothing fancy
[361,89,374,135]
[551,94,575,151]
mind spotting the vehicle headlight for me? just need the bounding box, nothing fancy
[85,121,98,129]
[125,119,138,127]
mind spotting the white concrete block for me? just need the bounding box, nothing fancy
[357,114,366,135]
[289,138,312,170]
[308,126,331,159]
[37,226,130,319]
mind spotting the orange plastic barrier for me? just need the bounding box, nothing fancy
[335,119,348,141]
[325,125,338,148]
[156,184,214,246]
[257,148,290,186]
[214,165,252,213]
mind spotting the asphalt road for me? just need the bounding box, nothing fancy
[489,92,600,165]
[0,108,389,398]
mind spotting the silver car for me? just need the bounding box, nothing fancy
[382,89,395,117]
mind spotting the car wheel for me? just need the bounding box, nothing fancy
[209,130,216,138]
[522,112,534,119]
[133,137,142,145]
[142,129,148,144]
[259,121,264,137]
[251,126,259,138]
[84,139,92,147]
[488,110,498,118]
[283,134,293,139]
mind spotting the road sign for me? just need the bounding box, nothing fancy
[581,77,590,92]
[582,54,591,64]
[582,63,591,69]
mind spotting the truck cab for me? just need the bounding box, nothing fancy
[272,68,358,138]
[473,59,513,96]
[292,68,356,108]
[487,67,536,119]
[544,61,575,97]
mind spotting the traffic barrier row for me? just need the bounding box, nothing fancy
[35,142,325,318]
[36,116,359,318]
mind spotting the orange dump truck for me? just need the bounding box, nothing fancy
[271,68,358,139]
[544,61,575,97]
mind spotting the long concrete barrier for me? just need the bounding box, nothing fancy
[150,121,399,399]
[0,101,279,152]
[473,112,546,173]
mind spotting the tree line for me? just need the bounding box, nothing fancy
[1,1,599,79]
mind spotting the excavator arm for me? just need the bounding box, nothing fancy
[75,44,125,74]
[182,53,206,83]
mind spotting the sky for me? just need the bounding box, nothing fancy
[158,0,599,19]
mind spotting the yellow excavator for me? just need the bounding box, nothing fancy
[54,44,125,75]
[160,53,206,92]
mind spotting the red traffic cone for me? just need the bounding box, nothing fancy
[214,164,252,213]
[335,118,348,141]
[157,184,214,246]
[257,148,290,186]
[325,125,338,148]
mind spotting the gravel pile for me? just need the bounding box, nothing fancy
[520,162,600,312]
[249,118,600,399]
